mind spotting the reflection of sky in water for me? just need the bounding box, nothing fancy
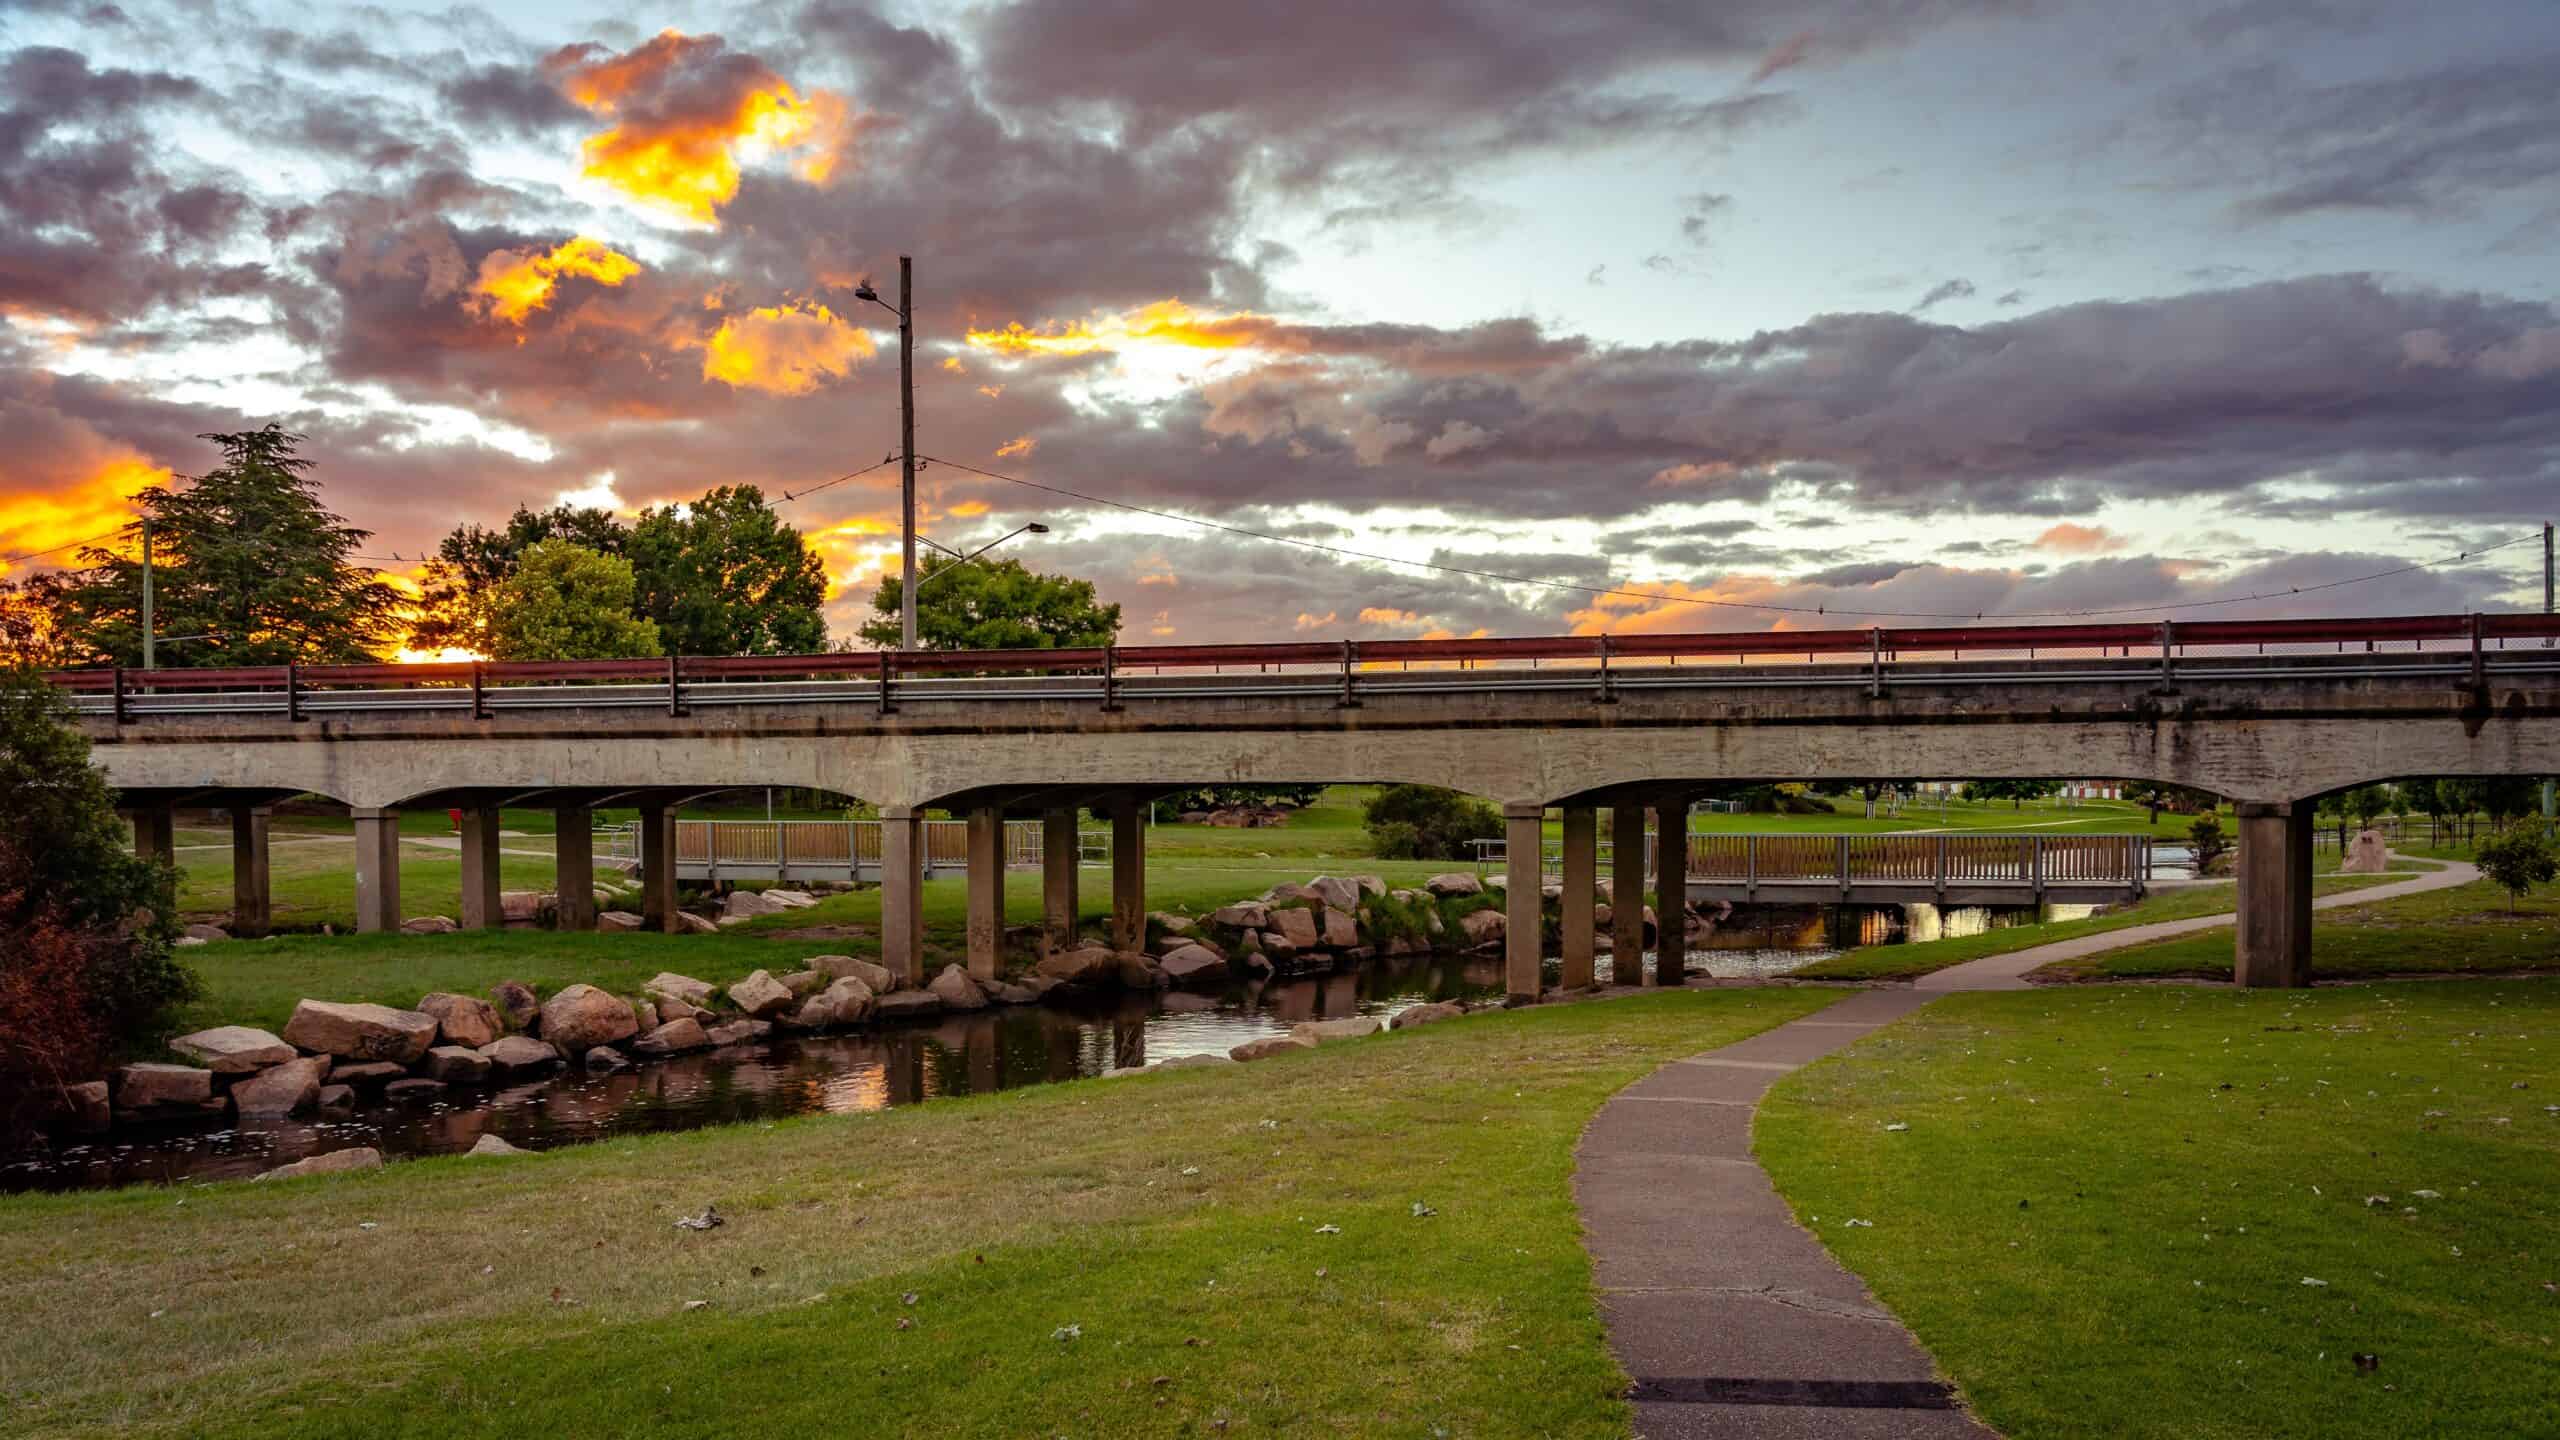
[8,900,2120,1192]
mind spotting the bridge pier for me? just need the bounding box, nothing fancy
[1654,798,1688,984]
[1110,800,1145,951]
[880,807,924,987]
[230,805,271,939]
[1560,805,1597,990]
[966,805,1004,982]
[352,806,402,933]
[637,804,677,934]
[1041,806,1079,956]
[128,804,174,870]
[554,804,595,931]
[1610,806,1646,985]
[2234,801,2314,987]
[458,806,503,931]
[1504,802,1544,1003]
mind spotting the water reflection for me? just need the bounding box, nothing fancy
[4,954,1508,1193]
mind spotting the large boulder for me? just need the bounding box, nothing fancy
[399,915,458,935]
[727,970,796,1019]
[1349,875,1388,899]
[500,890,547,923]
[722,889,788,919]
[1270,906,1320,949]
[1320,908,1359,948]
[644,972,717,1009]
[416,993,500,1049]
[1154,1052,1235,1070]
[631,1019,711,1056]
[384,1077,445,1102]
[1229,1034,1315,1062]
[113,1063,214,1111]
[489,981,541,1031]
[169,1025,294,1074]
[704,1018,772,1046]
[788,976,873,1029]
[1389,1001,1466,1030]
[762,888,818,909]
[1290,1017,1382,1046]
[675,912,720,935]
[585,1046,631,1072]
[1304,876,1360,912]
[780,970,826,998]
[182,922,231,943]
[1209,901,1270,930]
[281,1000,439,1063]
[478,1035,562,1073]
[1425,872,1483,898]
[1158,944,1230,989]
[330,1061,406,1086]
[256,1147,382,1181]
[230,1056,330,1117]
[873,989,944,1020]
[422,1046,492,1084]
[597,911,644,932]
[65,1080,110,1133]
[1036,944,1121,986]
[467,1134,530,1157]
[1118,953,1164,989]
[315,1084,354,1118]
[809,955,893,992]
[1458,909,1506,948]
[631,998,660,1033]
[926,965,989,1011]
[540,984,640,1053]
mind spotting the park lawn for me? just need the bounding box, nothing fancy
[2038,879,2560,981]
[1792,860,2428,982]
[1756,982,2560,1440]
[172,833,579,932]
[0,988,1837,1440]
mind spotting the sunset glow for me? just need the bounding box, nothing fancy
[551,30,850,224]
[0,456,166,577]
[469,236,641,324]
[698,302,874,394]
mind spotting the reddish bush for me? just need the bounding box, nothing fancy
[0,891,111,1137]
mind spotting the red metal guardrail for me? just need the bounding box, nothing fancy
[44,611,2560,698]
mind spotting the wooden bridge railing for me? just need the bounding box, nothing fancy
[1685,833,2150,890]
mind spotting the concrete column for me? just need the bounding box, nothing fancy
[230,805,271,939]
[457,806,503,931]
[1504,802,1545,1004]
[1654,799,1688,985]
[352,807,402,934]
[1559,805,1597,990]
[638,804,677,934]
[554,804,595,931]
[880,806,925,988]
[1110,800,1145,951]
[129,806,175,868]
[2235,801,2314,988]
[966,805,1004,983]
[1609,805,1647,986]
[1041,806,1080,956]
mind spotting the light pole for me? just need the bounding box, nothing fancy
[139,518,154,670]
[853,257,916,649]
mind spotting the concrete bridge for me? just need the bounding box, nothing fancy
[57,611,2560,997]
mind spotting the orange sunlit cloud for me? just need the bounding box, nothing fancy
[0,455,166,578]
[1358,606,1421,625]
[965,299,1275,359]
[994,435,1036,458]
[549,31,853,225]
[1293,610,1338,630]
[2035,522,2126,554]
[947,499,991,519]
[469,236,642,324]
[1565,580,1786,637]
[698,301,875,394]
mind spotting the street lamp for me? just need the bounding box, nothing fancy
[852,258,916,649]
[914,523,1050,595]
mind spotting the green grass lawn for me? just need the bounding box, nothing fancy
[174,834,574,933]
[2040,879,2560,981]
[1758,982,2560,1440]
[0,988,1836,1440]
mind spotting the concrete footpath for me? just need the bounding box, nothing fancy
[1576,855,2478,1437]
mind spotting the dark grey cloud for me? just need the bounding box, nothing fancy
[1913,278,1976,310]
[1679,191,1733,247]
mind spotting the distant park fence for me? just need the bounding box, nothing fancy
[1472,831,2153,905]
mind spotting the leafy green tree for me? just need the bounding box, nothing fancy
[483,542,661,661]
[1961,779,2063,810]
[2186,811,2230,875]
[0,669,190,1133]
[2123,781,2215,825]
[2344,784,2395,828]
[1152,784,1326,821]
[410,504,629,654]
[0,574,73,669]
[862,553,1120,651]
[628,486,827,655]
[2473,823,2558,913]
[1362,784,1502,861]
[52,426,404,666]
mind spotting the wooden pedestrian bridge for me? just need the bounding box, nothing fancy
[1478,831,2154,906]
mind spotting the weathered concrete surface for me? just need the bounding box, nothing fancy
[77,656,2560,813]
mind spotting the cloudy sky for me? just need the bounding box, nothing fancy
[4,0,2557,649]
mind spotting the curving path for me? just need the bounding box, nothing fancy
[1576,855,2478,1438]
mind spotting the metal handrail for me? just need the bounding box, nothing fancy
[50,611,2560,722]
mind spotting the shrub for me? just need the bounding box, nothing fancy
[2187,812,2230,876]
[1362,785,1502,862]
[2474,822,2558,912]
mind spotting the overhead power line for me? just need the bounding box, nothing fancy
[0,525,134,570]
[914,451,2543,624]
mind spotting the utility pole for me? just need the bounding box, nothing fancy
[139,517,154,671]
[2546,522,2555,820]
[899,254,917,651]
